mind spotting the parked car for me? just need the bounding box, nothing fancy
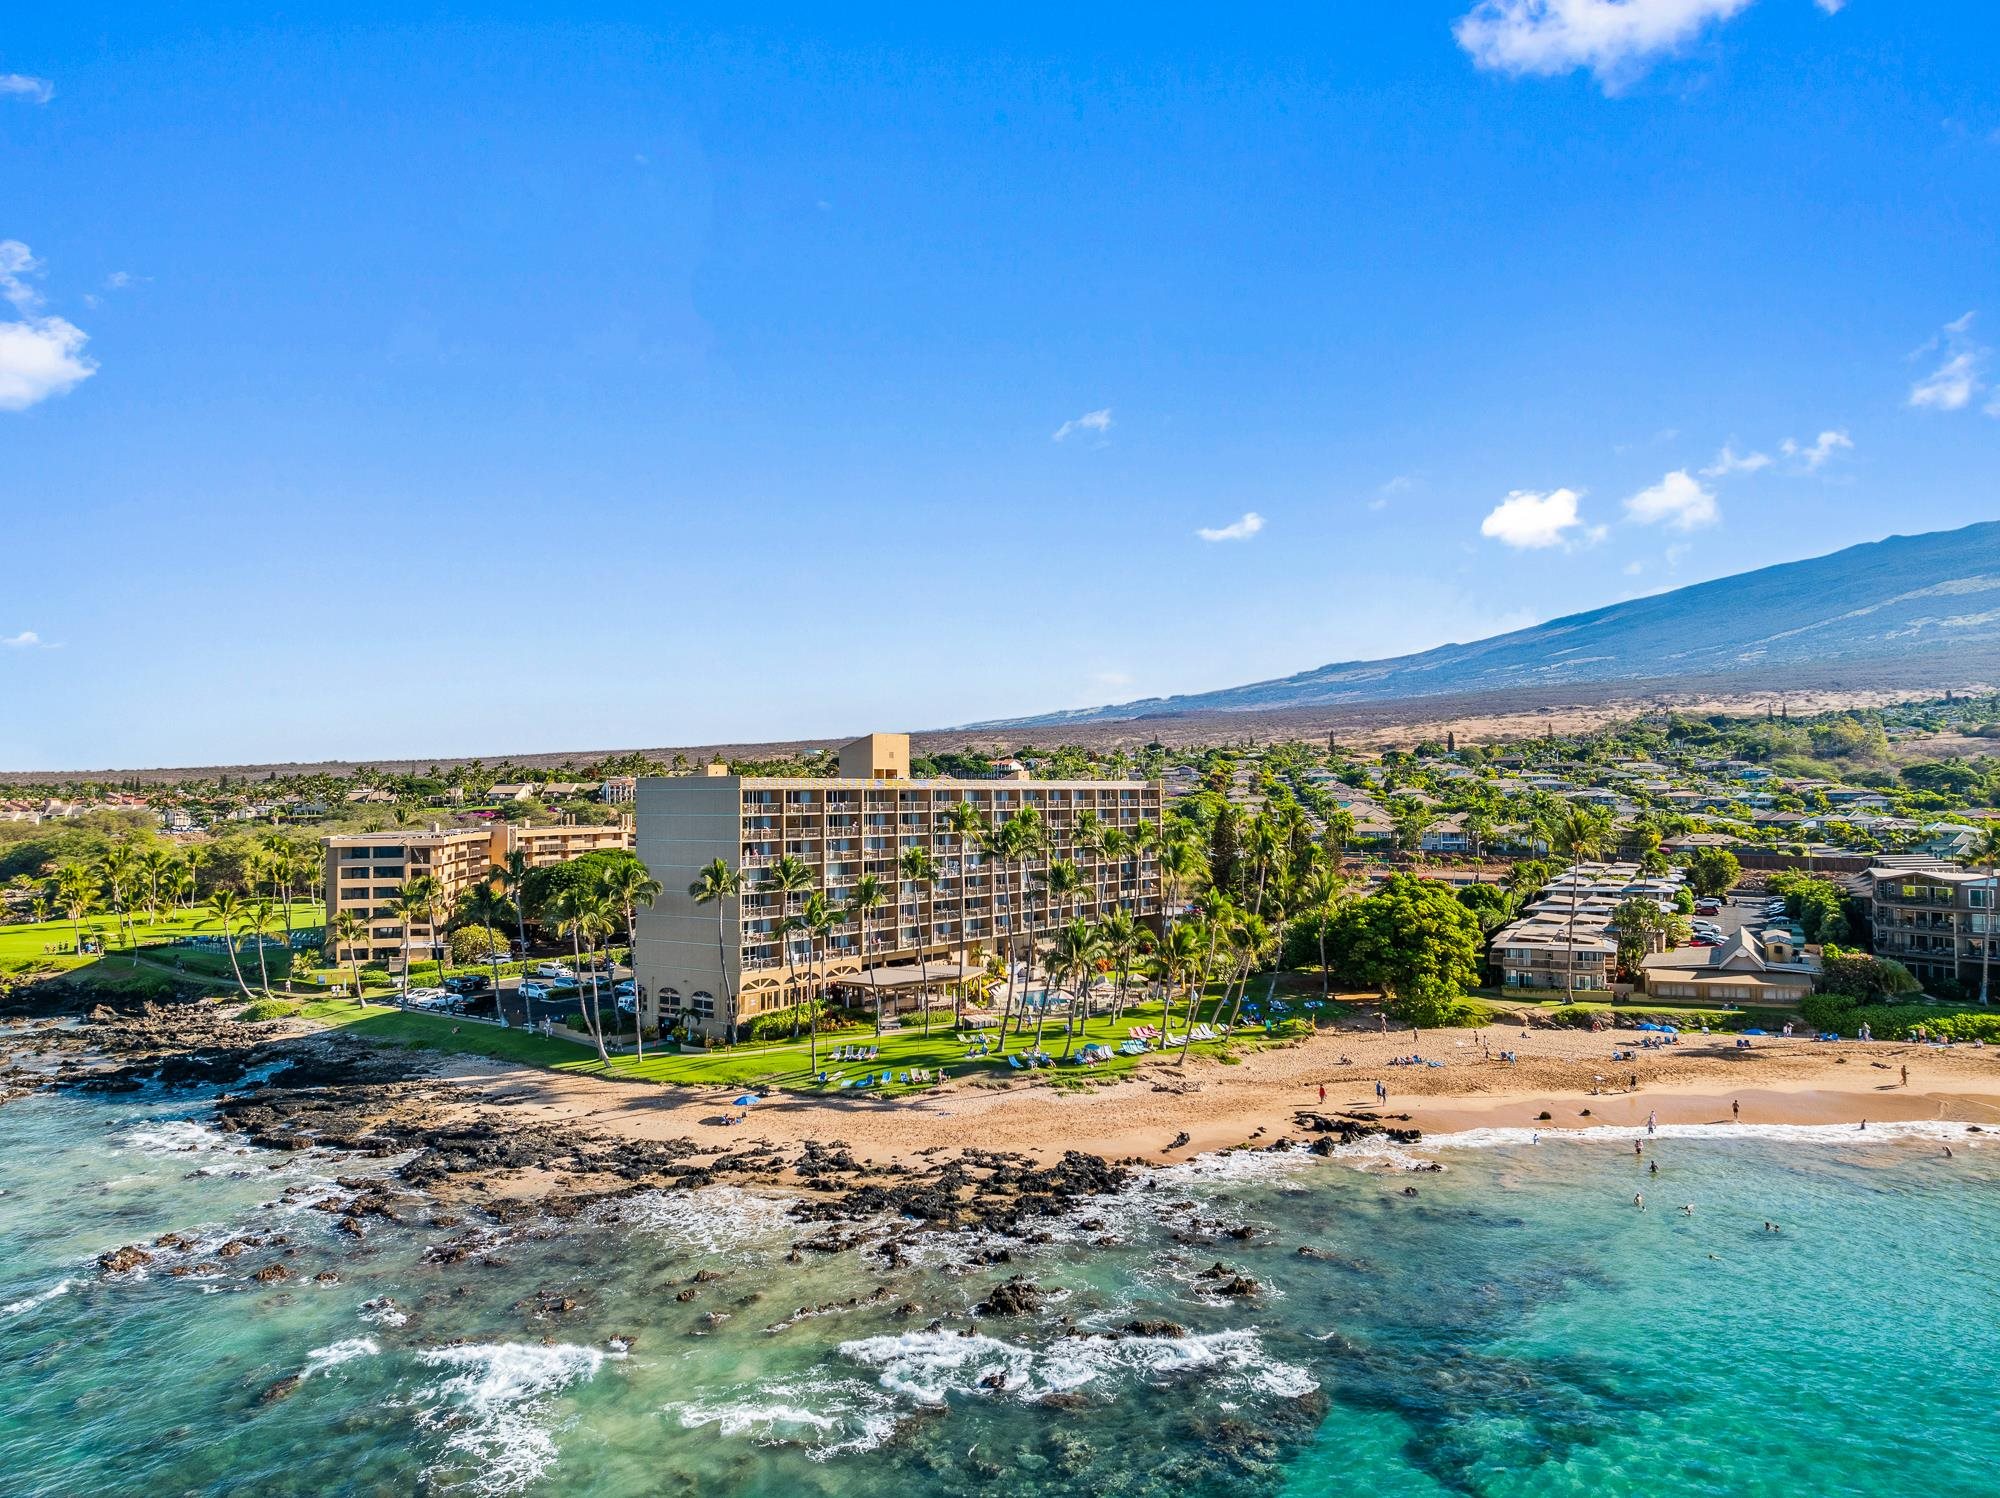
[448,992,498,1018]
[404,987,451,1007]
[1694,899,1721,915]
[614,980,636,999]
[443,975,492,997]
[532,962,575,981]
[518,980,555,1002]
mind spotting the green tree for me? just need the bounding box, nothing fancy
[489,847,534,964]
[329,908,367,1004]
[1046,918,1107,1060]
[1685,847,1743,899]
[688,858,746,1043]
[846,872,889,1033]
[599,856,662,1060]
[899,845,939,1035]
[1330,875,1483,1027]
[801,889,842,1072]
[203,888,255,1000]
[762,854,819,1038]
[455,882,518,1005]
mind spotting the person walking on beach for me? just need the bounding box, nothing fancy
[1900,1065,1909,1088]
[1731,1099,1740,1122]
[1375,1080,1387,1105]
[1318,1083,1327,1104]
[1647,1110,1657,1135]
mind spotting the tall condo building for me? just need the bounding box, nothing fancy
[633,733,1164,1041]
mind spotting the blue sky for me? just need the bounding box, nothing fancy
[4,2,1998,769]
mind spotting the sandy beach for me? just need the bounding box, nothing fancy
[433,1022,2000,1173]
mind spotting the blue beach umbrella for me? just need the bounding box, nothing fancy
[733,1094,760,1107]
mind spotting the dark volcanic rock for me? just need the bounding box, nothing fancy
[976,1276,1045,1317]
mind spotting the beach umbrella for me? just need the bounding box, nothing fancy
[733,1094,760,1107]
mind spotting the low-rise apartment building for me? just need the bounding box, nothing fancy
[1641,927,1818,1005]
[632,732,1164,1042]
[1490,862,1686,992]
[325,817,635,964]
[1859,863,1997,991]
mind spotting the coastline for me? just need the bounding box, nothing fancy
[422,1022,2000,1175]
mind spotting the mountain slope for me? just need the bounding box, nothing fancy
[975,521,2000,727]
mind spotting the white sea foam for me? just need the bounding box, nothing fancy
[119,1119,242,1155]
[1,1277,75,1318]
[617,1185,797,1256]
[1425,1118,1985,1151]
[838,1325,1316,1407]
[359,1297,409,1328]
[411,1342,609,1494]
[672,1377,900,1459]
[301,1337,380,1379]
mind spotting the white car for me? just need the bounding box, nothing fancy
[518,980,556,1002]
[531,962,575,981]
[403,987,451,1007]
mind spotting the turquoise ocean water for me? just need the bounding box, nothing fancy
[2,1067,1994,1497]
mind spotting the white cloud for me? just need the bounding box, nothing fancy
[1779,428,1853,470]
[0,74,54,104]
[1698,443,1770,477]
[1623,469,1719,530]
[1052,408,1112,442]
[1452,0,1754,90]
[1910,352,1979,411]
[1479,487,1592,549]
[1196,511,1265,543]
[1622,559,1646,576]
[2,630,46,648]
[1908,312,1987,412]
[0,242,98,412]
[1813,0,1844,12]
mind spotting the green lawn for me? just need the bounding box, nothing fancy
[293,987,1317,1095]
[0,903,326,979]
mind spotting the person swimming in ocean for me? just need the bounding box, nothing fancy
[1635,1140,1643,1157]
[1647,1110,1657,1134]
[1649,1159,1659,1175]
[1682,1203,1695,1216]
[1634,1193,1645,1210]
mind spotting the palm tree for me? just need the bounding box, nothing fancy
[53,863,96,958]
[330,909,368,1005]
[1156,920,1207,1057]
[1047,918,1107,1060]
[260,833,299,953]
[489,848,534,967]
[138,847,175,927]
[1099,824,1131,917]
[997,806,1047,1045]
[547,884,612,1065]
[943,801,986,1027]
[801,889,841,1072]
[386,877,437,992]
[847,872,888,1033]
[899,845,939,1034]
[762,854,818,1038]
[204,889,255,999]
[1224,905,1276,1034]
[457,882,518,1019]
[1552,807,1613,999]
[1100,906,1144,1025]
[599,858,662,1060]
[1031,859,1088,1049]
[688,857,745,1042]
[1967,825,2000,1005]
[245,897,279,997]
[99,843,138,949]
[1071,809,1106,915]
[1299,864,1351,1002]
[177,845,209,912]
